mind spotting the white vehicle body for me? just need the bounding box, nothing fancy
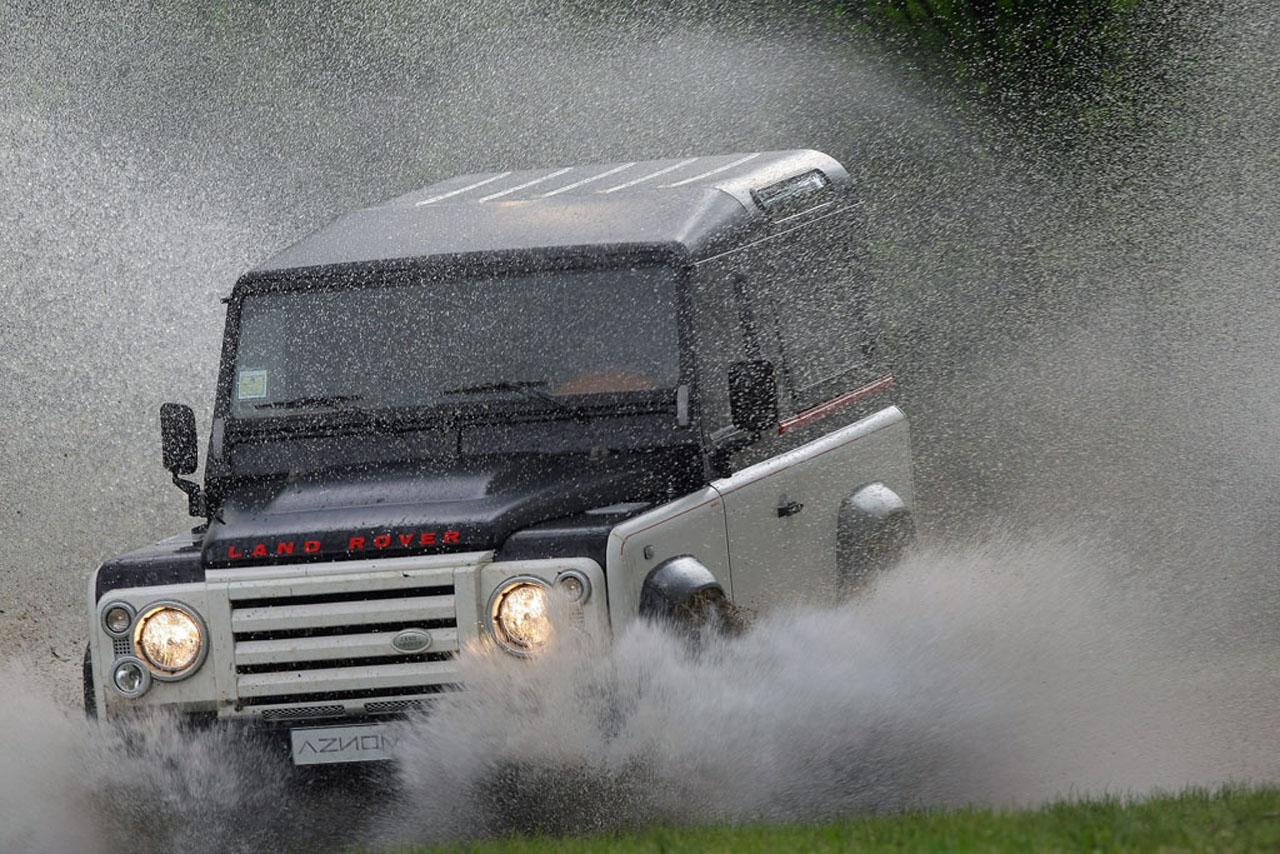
[89,405,911,721]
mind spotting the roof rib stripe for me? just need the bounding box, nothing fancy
[478,168,573,202]
[414,172,512,206]
[601,158,700,193]
[541,162,636,197]
[663,153,761,187]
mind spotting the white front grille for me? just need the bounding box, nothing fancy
[225,565,462,718]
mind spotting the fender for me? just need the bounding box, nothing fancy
[837,482,914,589]
[638,555,729,625]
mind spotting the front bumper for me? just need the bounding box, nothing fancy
[88,551,606,722]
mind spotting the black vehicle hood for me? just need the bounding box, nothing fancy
[202,454,673,568]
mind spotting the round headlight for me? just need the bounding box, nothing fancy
[488,579,552,655]
[134,604,206,677]
[112,658,150,698]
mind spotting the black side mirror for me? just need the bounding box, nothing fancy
[160,403,207,518]
[160,403,199,474]
[728,360,779,436]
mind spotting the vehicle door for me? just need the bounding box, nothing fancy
[710,211,894,612]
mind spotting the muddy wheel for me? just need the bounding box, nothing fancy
[639,555,746,636]
[83,643,97,718]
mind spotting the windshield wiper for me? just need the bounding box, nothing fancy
[437,380,570,411]
[253,394,364,411]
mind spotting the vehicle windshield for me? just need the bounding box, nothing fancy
[229,265,680,419]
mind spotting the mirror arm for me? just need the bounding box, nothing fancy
[171,473,207,518]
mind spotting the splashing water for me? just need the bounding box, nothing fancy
[386,535,1277,841]
[2,0,1279,849]
[3,536,1274,852]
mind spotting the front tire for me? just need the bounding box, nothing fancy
[639,555,744,635]
[83,643,97,718]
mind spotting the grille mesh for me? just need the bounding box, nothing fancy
[261,705,345,721]
[365,699,425,715]
[112,638,131,657]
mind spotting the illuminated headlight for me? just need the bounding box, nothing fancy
[487,578,553,655]
[134,603,206,678]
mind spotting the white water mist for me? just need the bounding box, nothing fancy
[3,537,1273,852]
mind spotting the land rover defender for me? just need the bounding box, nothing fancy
[85,150,915,765]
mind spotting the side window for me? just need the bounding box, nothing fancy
[689,210,876,461]
[766,218,873,409]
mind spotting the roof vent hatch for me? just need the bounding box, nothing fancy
[751,169,832,218]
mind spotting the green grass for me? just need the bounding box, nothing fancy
[397,787,1280,853]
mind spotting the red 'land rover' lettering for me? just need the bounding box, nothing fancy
[227,532,461,560]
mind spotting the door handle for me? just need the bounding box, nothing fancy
[777,498,804,518]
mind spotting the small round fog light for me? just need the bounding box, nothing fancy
[556,570,590,604]
[112,658,150,698]
[103,603,133,636]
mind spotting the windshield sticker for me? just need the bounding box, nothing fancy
[237,369,268,400]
